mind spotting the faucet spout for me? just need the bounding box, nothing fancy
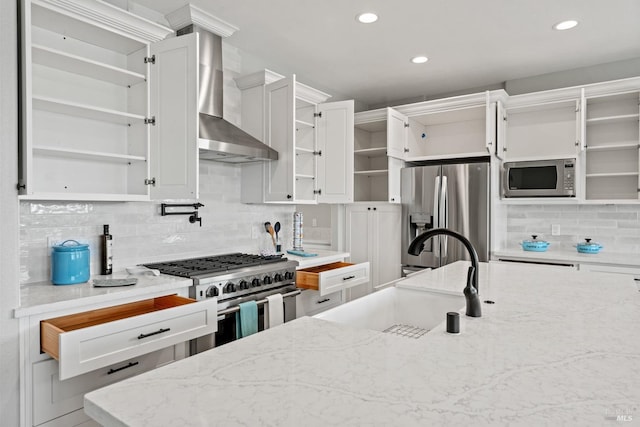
[407,228,482,318]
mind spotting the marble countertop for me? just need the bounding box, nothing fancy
[286,249,350,269]
[493,248,640,268]
[85,261,640,426]
[15,273,192,318]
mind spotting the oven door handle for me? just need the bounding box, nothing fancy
[216,289,301,317]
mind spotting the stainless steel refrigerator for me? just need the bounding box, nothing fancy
[401,158,490,273]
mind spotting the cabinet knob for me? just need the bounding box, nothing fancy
[287,194,292,199]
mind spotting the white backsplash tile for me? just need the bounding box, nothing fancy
[20,161,296,285]
[506,204,640,253]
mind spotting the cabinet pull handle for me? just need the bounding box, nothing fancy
[107,361,139,375]
[137,327,170,340]
[342,275,356,281]
[317,298,331,304]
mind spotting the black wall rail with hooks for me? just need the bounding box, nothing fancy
[160,203,205,227]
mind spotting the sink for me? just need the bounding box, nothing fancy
[313,286,464,337]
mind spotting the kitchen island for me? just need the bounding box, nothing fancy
[84,261,640,426]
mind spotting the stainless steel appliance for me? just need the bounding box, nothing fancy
[144,253,299,353]
[175,25,278,163]
[401,158,490,272]
[502,158,576,198]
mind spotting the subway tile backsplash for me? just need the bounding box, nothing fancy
[20,161,296,285]
[506,204,640,253]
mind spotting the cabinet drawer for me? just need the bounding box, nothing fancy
[33,346,177,426]
[297,289,343,317]
[297,262,370,296]
[40,295,216,380]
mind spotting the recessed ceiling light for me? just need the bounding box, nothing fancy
[411,56,429,64]
[356,12,378,24]
[553,20,578,30]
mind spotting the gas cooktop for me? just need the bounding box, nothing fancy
[143,253,288,278]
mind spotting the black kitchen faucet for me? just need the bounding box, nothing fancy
[407,228,482,317]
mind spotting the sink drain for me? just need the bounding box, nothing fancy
[383,324,429,339]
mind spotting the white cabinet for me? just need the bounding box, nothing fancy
[237,71,354,204]
[32,347,178,427]
[40,295,217,380]
[296,288,343,317]
[502,90,582,161]
[389,92,498,162]
[354,91,505,204]
[345,203,402,300]
[19,0,198,201]
[578,263,640,290]
[17,288,209,427]
[583,90,640,201]
[353,109,403,203]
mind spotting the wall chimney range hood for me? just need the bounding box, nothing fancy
[175,23,278,163]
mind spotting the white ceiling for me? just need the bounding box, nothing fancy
[132,0,640,107]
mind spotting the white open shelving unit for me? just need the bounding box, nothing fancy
[20,0,173,201]
[584,91,640,201]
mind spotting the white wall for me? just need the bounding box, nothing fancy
[0,0,21,424]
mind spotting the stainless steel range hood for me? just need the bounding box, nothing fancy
[177,25,278,163]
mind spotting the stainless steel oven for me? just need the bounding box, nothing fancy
[502,158,576,198]
[144,253,299,354]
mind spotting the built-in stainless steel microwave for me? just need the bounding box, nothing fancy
[503,158,575,198]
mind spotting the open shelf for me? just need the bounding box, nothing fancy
[586,142,639,152]
[295,147,315,154]
[33,146,147,163]
[354,147,387,157]
[586,114,639,125]
[32,44,146,87]
[586,172,639,178]
[354,169,388,177]
[295,119,314,129]
[32,96,146,125]
[31,1,171,54]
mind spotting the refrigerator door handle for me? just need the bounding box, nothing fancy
[433,176,440,258]
[440,175,448,258]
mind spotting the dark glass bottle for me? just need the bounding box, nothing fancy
[101,224,113,275]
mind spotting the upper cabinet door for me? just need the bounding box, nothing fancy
[316,100,354,203]
[264,76,295,202]
[149,33,199,200]
[495,100,506,160]
[387,107,408,160]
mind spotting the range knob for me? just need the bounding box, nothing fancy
[205,286,219,298]
[274,273,283,282]
[284,271,295,281]
[238,280,249,290]
[251,278,262,287]
[263,275,273,285]
[223,282,236,293]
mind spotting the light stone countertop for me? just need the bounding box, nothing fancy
[15,274,192,318]
[493,248,640,268]
[84,261,640,426]
[285,249,350,269]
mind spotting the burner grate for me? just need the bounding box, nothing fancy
[143,253,287,278]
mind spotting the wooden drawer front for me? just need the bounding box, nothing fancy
[41,295,217,380]
[297,262,370,296]
[297,289,343,317]
[33,346,176,426]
